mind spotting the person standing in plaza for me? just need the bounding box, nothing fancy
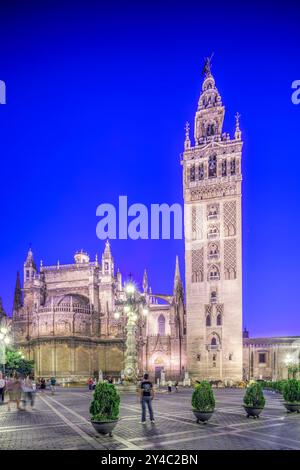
[140,373,155,424]
[22,375,36,410]
[0,372,5,404]
[167,380,172,393]
[87,377,93,391]
[50,376,56,395]
[40,377,46,392]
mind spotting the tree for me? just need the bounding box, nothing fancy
[5,347,34,376]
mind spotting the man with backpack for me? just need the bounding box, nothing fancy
[140,373,155,424]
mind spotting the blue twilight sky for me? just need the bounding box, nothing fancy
[0,1,299,337]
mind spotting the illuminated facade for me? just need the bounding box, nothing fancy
[12,243,186,381]
[182,59,243,382]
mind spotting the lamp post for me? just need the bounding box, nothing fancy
[0,325,11,376]
[114,279,149,383]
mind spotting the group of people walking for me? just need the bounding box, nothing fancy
[0,372,57,410]
[0,371,36,410]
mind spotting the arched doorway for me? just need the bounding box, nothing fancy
[154,356,165,382]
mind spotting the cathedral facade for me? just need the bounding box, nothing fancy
[12,243,186,382]
[7,62,300,383]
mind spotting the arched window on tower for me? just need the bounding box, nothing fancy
[206,315,211,327]
[217,314,222,326]
[222,159,227,176]
[208,155,217,178]
[190,164,195,182]
[208,265,220,281]
[230,159,236,175]
[199,163,204,180]
[211,337,217,348]
[158,314,166,336]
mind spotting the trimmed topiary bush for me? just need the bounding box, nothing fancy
[243,382,265,408]
[192,381,215,412]
[90,382,120,422]
[283,379,300,404]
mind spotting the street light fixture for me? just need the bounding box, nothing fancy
[114,278,149,383]
[0,322,11,375]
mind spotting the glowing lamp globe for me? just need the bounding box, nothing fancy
[125,283,135,295]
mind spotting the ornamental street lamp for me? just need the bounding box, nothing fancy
[114,279,149,383]
[0,325,11,375]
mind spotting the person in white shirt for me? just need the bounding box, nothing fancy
[0,372,5,403]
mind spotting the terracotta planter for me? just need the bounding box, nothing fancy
[284,403,300,413]
[243,405,264,418]
[91,419,119,436]
[192,409,214,424]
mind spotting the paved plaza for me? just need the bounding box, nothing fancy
[0,387,300,450]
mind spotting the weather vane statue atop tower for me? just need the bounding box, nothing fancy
[202,53,214,77]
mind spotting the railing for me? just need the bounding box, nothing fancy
[41,262,99,272]
[38,303,92,314]
[207,344,221,351]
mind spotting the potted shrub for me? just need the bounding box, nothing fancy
[192,381,215,424]
[90,382,120,436]
[283,379,300,413]
[243,382,265,418]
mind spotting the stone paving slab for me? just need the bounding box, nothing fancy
[1,388,300,450]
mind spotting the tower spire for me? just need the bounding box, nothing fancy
[184,121,191,150]
[194,56,224,144]
[235,112,242,140]
[13,271,23,312]
[24,246,36,270]
[173,255,183,294]
[142,269,148,293]
[103,239,112,259]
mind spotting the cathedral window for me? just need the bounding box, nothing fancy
[259,353,266,364]
[222,159,227,176]
[229,354,233,361]
[158,314,166,336]
[206,123,216,136]
[211,337,217,349]
[217,314,222,326]
[208,243,219,259]
[208,265,220,281]
[26,270,30,280]
[190,164,195,182]
[199,163,204,180]
[206,315,211,327]
[207,225,219,239]
[208,155,217,178]
[207,204,218,220]
[210,291,217,303]
[230,159,236,175]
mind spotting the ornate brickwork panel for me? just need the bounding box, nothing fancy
[205,305,213,315]
[224,239,237,279]
[191,206,203,240]
[216,304,224,315]
[192,247,204,282]
[223,201,237,236]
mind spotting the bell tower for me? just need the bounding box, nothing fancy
[182,58,243,383]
